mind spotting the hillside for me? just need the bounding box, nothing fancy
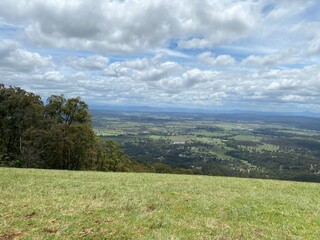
[0,168,319,239]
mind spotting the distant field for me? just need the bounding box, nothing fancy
[1,168,320,239]
[93,111,320,181]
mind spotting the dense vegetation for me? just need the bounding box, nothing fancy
[0,84,147,172]
[93,111,320,182]
[1,168,319,239]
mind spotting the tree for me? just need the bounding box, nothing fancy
[44,95,66,124]
[0,84,44,165]
[96,139,133,172]
[20,127,48,168]
[39,124,97,170]
[152,162,173,173]
[64,97,91,125]
[0,83,139,173]
[45,95,91,125]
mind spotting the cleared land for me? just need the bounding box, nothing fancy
[1,168,319,239]
[93,111,320,181]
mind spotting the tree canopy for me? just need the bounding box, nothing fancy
[0,84,141,172]
[45,95,91,125]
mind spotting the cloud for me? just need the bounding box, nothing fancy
[198,52,236,66]
[241,48,303,68]
[1,1,320,112]
[1,53,320,111]
[281,94,310,103]
[0,39,52,72]
[43,71,65,82]
[307,37,320,55]
[105,57,182,82]
[0,0,261,53]
[177,1,257,49]
[69,55,109,70]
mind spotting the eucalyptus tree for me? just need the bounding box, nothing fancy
[0,84,44,165]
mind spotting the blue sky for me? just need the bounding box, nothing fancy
[0,0,320,113]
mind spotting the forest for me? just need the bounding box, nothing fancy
[0,84,148,172]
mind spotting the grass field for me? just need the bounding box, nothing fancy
[1,168,320,239]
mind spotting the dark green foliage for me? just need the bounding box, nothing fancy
[44,95,66,124]
[0,84,136,172]
[96,139,133,172]
[45,95,91,125]
[0,84,44,165]
[152,162,174,173]
[38,124,97,170]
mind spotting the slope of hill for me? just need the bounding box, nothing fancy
[0,168,319,239]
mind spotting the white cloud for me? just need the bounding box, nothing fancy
[241,48,302,68]
[0,39,52,72]
[43,71,64,82]
[281,95,309,103]
[198,52,236,66]
[2,55,320,111]
[69,55,109,70]
[122,58,149,70]
[307,37,320,55]
[105,58,182,83]
[0,0,261,53]
[1,1,320,112]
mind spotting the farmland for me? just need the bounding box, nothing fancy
[93,110,320,182]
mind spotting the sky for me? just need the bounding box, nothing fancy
[0,0,320,113]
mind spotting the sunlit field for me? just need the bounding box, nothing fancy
[1,168,319,239]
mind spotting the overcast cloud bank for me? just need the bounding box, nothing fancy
[0,0,320,112]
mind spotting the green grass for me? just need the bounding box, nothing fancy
[233,135,262,142]
[167,135,191,142]
[1,168,319,239]
[255,144,279,152]
[95,130,123,137]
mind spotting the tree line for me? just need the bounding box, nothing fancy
[0,84,150,172]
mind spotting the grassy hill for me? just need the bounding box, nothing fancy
[0,168,319,239]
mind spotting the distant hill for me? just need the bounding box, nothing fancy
[90,105,320,118]
[1,168,319,239]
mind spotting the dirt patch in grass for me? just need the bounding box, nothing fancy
[134,226,147,232]
[76,227,95,238]
[0,231,25,240]
[24,212,36,219]
[42,227,58,234]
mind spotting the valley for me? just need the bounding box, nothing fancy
[93,110,320,182]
